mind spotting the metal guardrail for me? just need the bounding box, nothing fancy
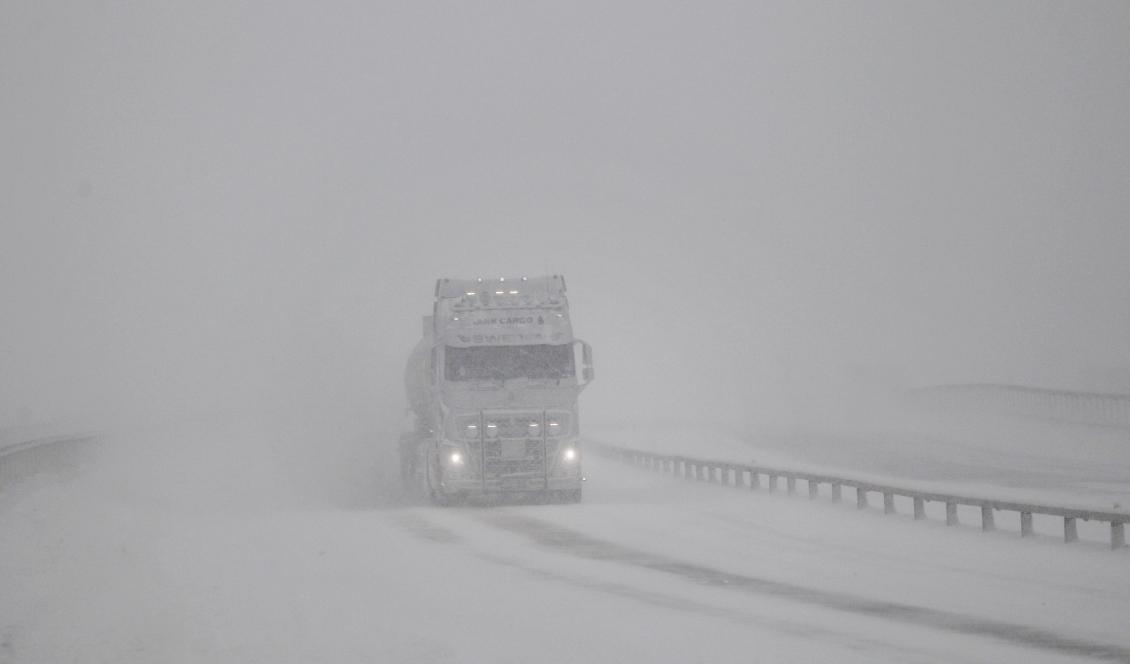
[591,442,1128,552]
[0,434,86,458]
[0,433,99,490]
[905,383,1130,428]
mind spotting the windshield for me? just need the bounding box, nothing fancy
[445,344,574,382]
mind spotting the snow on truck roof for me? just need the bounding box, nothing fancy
[434,276,566,300]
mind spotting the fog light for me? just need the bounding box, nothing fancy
[563,447,577,462]
[449,452,464,465]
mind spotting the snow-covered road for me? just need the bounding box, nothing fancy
[2,418,1128,663]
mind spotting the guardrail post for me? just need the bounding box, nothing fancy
[768,475,778,492]
[750,471,760,490]
[856,487,868,510]
[946,502,958,526]
[883,492,895,514]
[1020,512,1033,537]
[735,467,746,488]
[786,477,796,495]
[1113,522,1126,550]
[831,483,842,502]
[981,505,995,532]
[1064,517,1078,543]
[913,497,925,520]
[808,480,818,500]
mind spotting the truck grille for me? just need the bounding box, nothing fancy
[481,412,548,482]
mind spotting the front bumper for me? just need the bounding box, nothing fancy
[436,439,582,497]
[438,474,581,495]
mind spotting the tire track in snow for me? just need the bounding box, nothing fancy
[392,509,973,663]
[475,511,1130,662]
[698,509,1130,605]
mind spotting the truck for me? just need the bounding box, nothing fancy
[400,275,594,504]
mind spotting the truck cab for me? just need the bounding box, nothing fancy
[401,276,593,504]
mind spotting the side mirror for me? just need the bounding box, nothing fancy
[575,340,594,385]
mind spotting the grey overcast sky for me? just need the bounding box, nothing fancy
[2,1,1129,426]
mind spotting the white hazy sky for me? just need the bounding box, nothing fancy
[2,1,1128,426]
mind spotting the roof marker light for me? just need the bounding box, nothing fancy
[495,290,504,295]
[508,290,519,295]
[465,291,476,296]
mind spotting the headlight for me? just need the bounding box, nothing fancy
[485,422,499,438]
[562,447,577,462]
[449,451,464,465]
[462,423,479,439]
